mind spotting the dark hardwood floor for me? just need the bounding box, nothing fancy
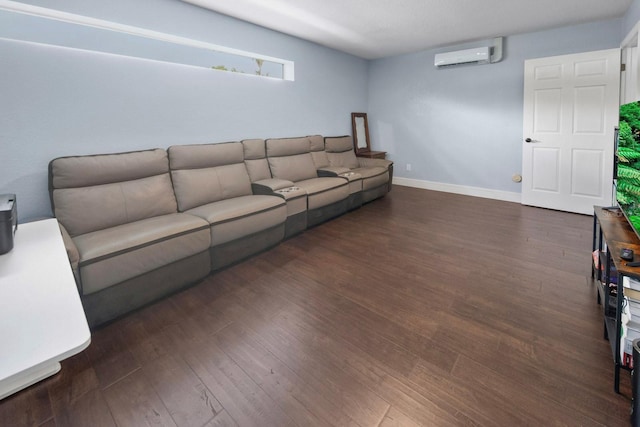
[0,185,632,426]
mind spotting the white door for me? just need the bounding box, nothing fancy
[522,49,620,214]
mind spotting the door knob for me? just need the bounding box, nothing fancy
[525,138,532,143]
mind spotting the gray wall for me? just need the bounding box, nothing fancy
[367,18,623,196]
[3,0,639,221]
[625,0,640,36]
[0,0,368,221]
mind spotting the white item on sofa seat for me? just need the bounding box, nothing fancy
[0,218,90,400]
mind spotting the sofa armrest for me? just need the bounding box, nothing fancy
[357,158,393,169]
[317,166,351,177]
[58,222,82,292]
[252,178,296,195]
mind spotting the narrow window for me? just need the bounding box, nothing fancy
[0,1,294,81]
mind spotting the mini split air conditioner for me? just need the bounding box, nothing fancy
[434,46,490,67]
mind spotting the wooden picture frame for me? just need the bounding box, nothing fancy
[351,112,371,154]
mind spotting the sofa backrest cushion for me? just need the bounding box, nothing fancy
[242,138,266,160]
[265,137,317,182]
[242,139,272,182]
[308,135,329,168]
[325,136,359,169]
[308,135,325,152]
[50,149,178,237]
[168,142,252,211]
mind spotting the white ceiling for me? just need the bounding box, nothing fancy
[182,0,632,59]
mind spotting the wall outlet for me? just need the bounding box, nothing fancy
[406,163,412,171]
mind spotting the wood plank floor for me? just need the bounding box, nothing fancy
[0,185,632,426]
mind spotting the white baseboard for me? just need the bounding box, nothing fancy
[392,177,522,204]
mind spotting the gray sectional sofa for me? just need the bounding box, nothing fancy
[49,135,393,327]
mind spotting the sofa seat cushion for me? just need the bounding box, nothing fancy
[295,177,350,210]
[74,213,211,295]
[339,172,363,194]
[351,167,389,191]
[186,195,286,246]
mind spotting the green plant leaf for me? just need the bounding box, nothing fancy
[618,164,640,182]
[617,179,640,197]
[618,146,640,163]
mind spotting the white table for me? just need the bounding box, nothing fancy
[0,218,90,400]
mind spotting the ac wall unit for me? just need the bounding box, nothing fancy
[434,46,490,67]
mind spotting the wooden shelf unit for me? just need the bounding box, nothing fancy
[593,206,640,392]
